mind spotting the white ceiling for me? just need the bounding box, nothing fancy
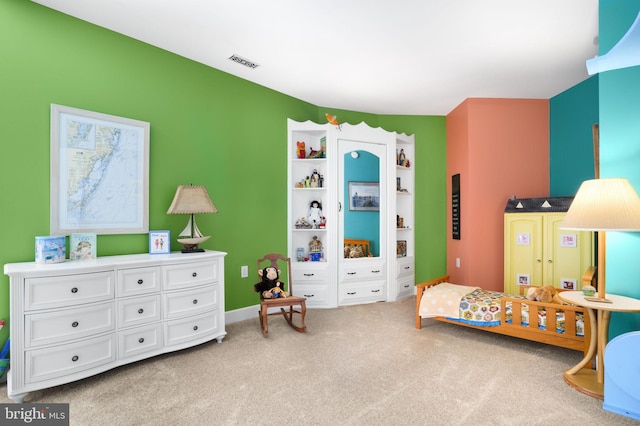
[32,0,599,115]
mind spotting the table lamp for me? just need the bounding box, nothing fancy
[561,178,640,300]
[167,184,218,253]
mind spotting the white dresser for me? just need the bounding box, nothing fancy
[4,250,226,403]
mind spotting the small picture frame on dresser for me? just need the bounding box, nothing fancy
[149,230,170,254]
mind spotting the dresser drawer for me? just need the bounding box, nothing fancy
[163,285,218,319]
[26,301,115,348]
[292,266,328,283]
[295,284,329,307]
[118,323,162,359]
[117,266,161,297]
[397,275,415,299]
[25,271,114,311]
[164,311,220,347]
[162,260,219,290]
[396,257,414,278]
[340,262,385,282]
[26,334,116,384]
[339,280,386,305]
[117,295,161,328]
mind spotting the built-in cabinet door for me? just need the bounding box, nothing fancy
[338,139,388,305]
[504,213,543,294]
[544,214,593,291]
[504,212,593,295]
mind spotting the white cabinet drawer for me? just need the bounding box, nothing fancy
[396,257,414,278]
[163,285,218,319]
[162,260,219,290]
[295,284,329,307]
[26,302,115,348]
[341,262,385,282]
[397,275,415,299]
[164,311,220,347]
[117,295,161,328]
[117,266,161,297]
[26,334,116,384]
[25,271,114,311]
[292,266,328,283]
[118,323,162,359]
[339,280,386,305]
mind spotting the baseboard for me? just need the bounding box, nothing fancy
[225,304,259,324]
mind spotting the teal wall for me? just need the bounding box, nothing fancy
[549,76,599,196]
[598,0,640,338]
[0,0,447,347]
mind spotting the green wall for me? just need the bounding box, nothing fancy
[549,76,599,196]
[0,0,447,345]
[598,0,640,338]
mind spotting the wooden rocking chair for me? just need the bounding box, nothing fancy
[255,253,307,337]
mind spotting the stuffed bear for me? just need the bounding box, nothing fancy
[525,285,564,304]
[254,266,289,299]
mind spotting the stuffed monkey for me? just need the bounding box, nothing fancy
[254,266,289,299]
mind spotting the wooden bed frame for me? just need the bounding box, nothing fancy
[415,273,594,355]
[344,238,372,258]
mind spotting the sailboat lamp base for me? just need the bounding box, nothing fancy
[181,247,205,253]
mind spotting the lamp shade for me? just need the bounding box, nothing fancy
[561,178,640,231]
[166,185,217,215]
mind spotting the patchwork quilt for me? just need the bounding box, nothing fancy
[423,287,584,336]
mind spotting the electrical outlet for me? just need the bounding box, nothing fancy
[456,258,461,268]
[241,265,248,278]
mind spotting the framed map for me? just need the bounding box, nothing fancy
[50,104,150,235]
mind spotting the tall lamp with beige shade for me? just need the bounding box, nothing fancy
[167,184,218,253]
[560,178,640,398]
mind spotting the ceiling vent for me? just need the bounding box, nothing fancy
[229,54,259,69]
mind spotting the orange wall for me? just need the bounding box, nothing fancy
[446,98,549,290]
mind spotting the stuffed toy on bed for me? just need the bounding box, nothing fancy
[526,285,564,304]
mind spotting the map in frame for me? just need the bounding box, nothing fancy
[50,104,150,235]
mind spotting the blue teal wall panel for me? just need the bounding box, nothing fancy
[599,0,640,338]
[549,76,599,197]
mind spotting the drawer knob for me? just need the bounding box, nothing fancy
[72,321,79,328]
[71,287,78,293]
[303,294,315,298]
[192,272,197,278]
[371,289,380,293]
[404,266,410,270]
[403,284,410,288]
[303,273,314,277]
[138,308,144,314]
[192,299,198,304]
[138,338,145,344]
[371,270,381,274]
[137,279,144,285]
[347,291,356,295]
[347,272,356,275]
[72,355,79,362]
[193,325,199,331]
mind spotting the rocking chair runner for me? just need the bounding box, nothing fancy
[255,253,307,337]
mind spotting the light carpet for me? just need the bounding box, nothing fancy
[1,298,635,425]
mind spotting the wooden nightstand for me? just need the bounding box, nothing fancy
[558,291,640,399]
